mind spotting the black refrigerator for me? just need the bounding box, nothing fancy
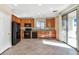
[12,21,20,45]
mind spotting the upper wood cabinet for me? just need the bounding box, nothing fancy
[46,18,55,28]
[12,15,34,27]
[12,15,21,23]
[21,18,34,27]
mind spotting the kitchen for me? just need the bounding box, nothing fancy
[12,15,56,45]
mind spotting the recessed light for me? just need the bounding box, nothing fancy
[53,10,58,13]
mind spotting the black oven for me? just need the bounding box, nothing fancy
[24,23,32,39]
[24,31,31,39]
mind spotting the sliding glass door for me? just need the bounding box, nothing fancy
[68,10,77,48]
[62,10,77,48]
[62,14,68,42]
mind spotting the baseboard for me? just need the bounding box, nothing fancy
[58,40,79,52]
[0,45,12,55]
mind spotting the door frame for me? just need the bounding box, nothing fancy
[62,14,68,43]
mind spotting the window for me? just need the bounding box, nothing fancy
[36,20,45,29]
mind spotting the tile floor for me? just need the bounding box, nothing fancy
[1,39,79,55]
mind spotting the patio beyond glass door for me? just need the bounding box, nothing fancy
[68,10,77,48]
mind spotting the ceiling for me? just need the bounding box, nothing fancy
[10,4,70,18]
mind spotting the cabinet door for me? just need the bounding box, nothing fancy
[51,30,56,38]
[46,19,55,28]
[51,19,55,28]
[46,19,48,27]
[31,19,34,27]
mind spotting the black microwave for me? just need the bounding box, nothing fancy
[24,23,31,27]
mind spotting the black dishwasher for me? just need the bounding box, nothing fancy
[32,31,37,38]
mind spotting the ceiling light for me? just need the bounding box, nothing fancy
[50,10,58,13]
[53,10,58,13]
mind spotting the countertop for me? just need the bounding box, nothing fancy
[32,28,55,31]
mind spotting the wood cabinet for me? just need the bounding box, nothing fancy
[21,18,34,27]
[46,18,55,28]
[49,30,56,39]
[12,15,21,23]
[38,30,49,38]
[12,15,34,28]
[37,30,56,39]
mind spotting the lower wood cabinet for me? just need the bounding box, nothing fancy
[38,30,48,38]
[37,30,56,39]
[51,30,56,39]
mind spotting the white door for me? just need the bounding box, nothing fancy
[0,11,11,54]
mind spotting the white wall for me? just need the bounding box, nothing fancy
[54,15,63,41]
[57,15,63,41]
[0,5,12,54]
[55,16,59,40]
